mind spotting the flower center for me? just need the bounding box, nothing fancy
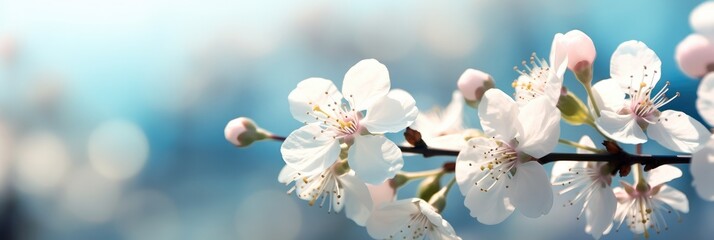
[625,66,679,124]
[387,212,433,240]
[471,140,519,192]
[512,53,550,103]
[307,98,362,139]
[286,165,343,213]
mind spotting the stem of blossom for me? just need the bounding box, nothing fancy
[428,177,456,213]
[582,83,602,118]
[268,135,286,141]
[633,144,648,190]
[558,139,606,153]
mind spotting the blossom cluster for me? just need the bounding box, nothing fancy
[225,3,714,239]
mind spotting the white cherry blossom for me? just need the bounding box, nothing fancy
[551,136,615,239]
[366,198,461,240]
[697,73,714,126]
[691,134,714,201]
[281,59,418,184]
[592,40,710,153]
[279,161,373,226]
[410,91,468,151]
[455,89,559,224]
[613,165,689,238]
[512,33,568,106]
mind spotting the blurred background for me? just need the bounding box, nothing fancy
[0,0,712,239]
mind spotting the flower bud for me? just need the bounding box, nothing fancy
[563,30,596,73]
[557,88,593,126]
[675,34,714,78]
[691,1,714,38]
[224,117,270,147]
[416,172,443,201]
[457,69,495,108]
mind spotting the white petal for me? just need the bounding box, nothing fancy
[281,124,341,175]
[424,133,467,151]
[595,110,647,144]
[691,135,714,201]
[584,186,617,239]
[478,89,521,141]
[516,96,561,158]
[438,91,466,134]
[577,135,597,154]
[647,110,710,153]
[550,161,579,183]
[610,41,661,93]
[456,137,497,195]
[340,172,374,226]
[509,161,553,218]
[366,181,396,209]
[463,179,514,224]
[287,78,343,124]
[277,165,299,184]
[691,1,714,38]
[655,185,689,213]
[544,33,569,104]
[348,135,403,184]
[591,79,626,113]
[361,89,418,134]
[366,199,419,239]
[646,165,682,187]
[417,200,459,239]
[342,59,390,111]
[697,73,714,126]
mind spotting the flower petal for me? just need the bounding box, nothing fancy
[508,161,553,218]
[517,96,560,158]
[456,137,497,195]
[610,41,661,94]
[463,179,514,225]
[361,89,418,134]
[366,199,419,239]
[697,73,714,126]
[591,79,626,113]
[544,33,569,104]
[584,186,617,239]
[438,90,466,134]
[367,181,396,209]
[281,124,341,175]
[691,1,714,38]
[342,59,390,111]
[595,110,647,144]
[478,89,521,141]
[348,135,403,184]
[647,110,710,153]
[550,161,579,183]
[655,185,689,213]
[576,135,597,154]
[417,200,459,239]
[646,165,682,187]
[340,172,374,226]
[287,78,343,124]
[691,135,714,201]
[277,165,299,184]
[424,133,467,151]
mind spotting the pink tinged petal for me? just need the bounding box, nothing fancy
[367,181,396,209]
[584,186,617,240]
[478,89,521,141]
[342,59,390,111]
[277,165,299,184]
[691,1,714,38]
[280,124,341,175]
[591,79,626,113]
[655,185,689,213]
[697,73,714,126]
[675,34,714,78]
[646,165,683,187]
[348,135,403,184]
[647,110,710,153]
[463,178,514,225]
[457,69,494,101]
[516,96,560,158]
[610,41,662,92]
[366,199,419,239]
[595,110,647,144]
[361,89,418,134]
[692,135,714,201]
[563,30,596,71]
[339,172,374,226]
[508,161,554,218]
[287,78,343,124]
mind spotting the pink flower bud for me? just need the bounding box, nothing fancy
[563,30,596,72]
[691,1,714,38]
[457,69,494,106]
[675,34,714,78]
[224,117,267,147]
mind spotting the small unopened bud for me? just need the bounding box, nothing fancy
[557,89,593,126]
[417,172,443,201]
[675,34,714,78]
[563,30,596,73]
[224,117,270,147]
[427,182,451,212]
[457,69,495,108]
[690,1,714,38]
